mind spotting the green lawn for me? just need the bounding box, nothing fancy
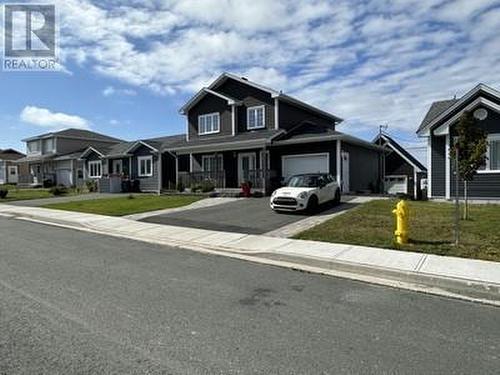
[42,195,204,216]
[0,187,53,202]
[295,199,500,262]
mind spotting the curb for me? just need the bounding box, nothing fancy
[3,208,500,307]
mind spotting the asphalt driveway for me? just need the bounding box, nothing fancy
[141,196,358,234]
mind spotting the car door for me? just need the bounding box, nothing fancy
[317,176,330,204]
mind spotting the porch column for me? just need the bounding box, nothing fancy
[262,147,267,194]
[157,152,162,195]
[129,156,133,177]
[445,134,450,200]
[175,154,179,186]
[336,139,342,188]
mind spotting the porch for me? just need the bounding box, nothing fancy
[178,169,276,192]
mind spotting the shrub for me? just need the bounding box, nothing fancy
[86,179,98,193]
[176,181,185,192]
[50,186,68,196]
[43,179,54,188]
[0,189,8,199]
[191,184,202,193]
[200,180,215,193]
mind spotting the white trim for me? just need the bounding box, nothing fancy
[203,88,239,104]
[179,86,242,114]
[247,105,266,130]
[274,98,279,130]
[198,112,221,135]
[281,152,330,178]
[175,156,179,185]
[427,137,432,198]
[378,135,423,172]
[189,154,193,172]
[209,72,280,97]
[231,105,236,136]
[414,170,418,199]
[125,141,158,154]
[336,140,341,185]
[137,155,153,177]
[157,153,162,194]
[445,134,450,200]
[479,133,500,173]
[88,160,102,178]
[434,97,500,136]
[418,84,500,136]
[186,118,190,142]
[201,154,223,172]
[80,146,105,159]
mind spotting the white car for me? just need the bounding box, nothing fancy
[270,173,341,212]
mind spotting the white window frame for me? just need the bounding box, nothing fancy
[247,105,266,130]
[27,140,41,155]
[479,133,500,173]
[88,160,102,178]
[138,156,153,177]
[202,155,223,172]
[198,112,220,135]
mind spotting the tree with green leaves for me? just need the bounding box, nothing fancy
[450,111,488,220]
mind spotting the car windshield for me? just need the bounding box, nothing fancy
[287,175,320,188]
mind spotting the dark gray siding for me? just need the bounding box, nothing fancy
[131,145,159,192]
[278,100,334,131]
[216,79,275,132]
[341,142,381,192]
[431,135,446,197]
[188,94,232,141]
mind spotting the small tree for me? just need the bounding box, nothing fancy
[449,111,488,220]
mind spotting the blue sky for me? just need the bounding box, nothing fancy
[1,0,500,164]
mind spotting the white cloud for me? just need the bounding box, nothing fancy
[102,86,137,97]
[39,0,500,140]
[20,106,91,130]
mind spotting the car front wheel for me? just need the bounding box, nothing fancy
[306,195,319,213]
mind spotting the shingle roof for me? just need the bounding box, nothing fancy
[22,128,124,143]
[0,148,25,161]
[416,99,459,134]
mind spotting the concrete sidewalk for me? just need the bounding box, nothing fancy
[0,203,499,306]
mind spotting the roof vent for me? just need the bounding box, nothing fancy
[241,77,248,81]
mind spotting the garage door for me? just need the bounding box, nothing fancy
[385,176,408,195]
[282,153,329,179]
[56,169,73,187]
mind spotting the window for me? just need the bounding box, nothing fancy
[42,138,55,153]
[198,113,220,135]
[247,106,265,129]
[27,141,40,154]
[482,134,500,172]
[88,161,102,178]
[138,156,153,177]
[202,155,223,172]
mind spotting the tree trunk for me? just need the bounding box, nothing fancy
[464,180,469,220]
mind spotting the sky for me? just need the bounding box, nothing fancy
[1,0,500,164]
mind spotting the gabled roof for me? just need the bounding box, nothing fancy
[416,83,500,136]
[22,128,124,143]
[374,134,426,172]
[180,72,343,123]
[179,87,242,114]
[0,148,25,161]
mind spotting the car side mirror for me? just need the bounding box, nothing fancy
[318,180,326,189]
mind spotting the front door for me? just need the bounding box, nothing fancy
[8,166,18,184]
[341,151,350,192]
[113,160,123,175]
[238,152,256,185]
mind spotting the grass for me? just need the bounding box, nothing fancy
[42,195,204,216]
[0,186,53,202]
[295,199,500,262]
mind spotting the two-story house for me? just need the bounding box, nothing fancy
[171,73,384,194]
[0,148,25,185]
[417,83,500,200]
[17,129,123,187]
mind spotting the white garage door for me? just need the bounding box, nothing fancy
[56,169,73,187]
[385,175,408,195]
[282,153,329,180]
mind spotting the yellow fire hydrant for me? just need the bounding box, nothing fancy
[392,200,409,245]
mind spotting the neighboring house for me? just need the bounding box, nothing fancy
[17,129,123,187]
[79,135,185,193]
[417,83,500,200]
[0,148,25,185]
[171,72,384,194]
[373,134,427,199]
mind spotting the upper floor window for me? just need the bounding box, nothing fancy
[138,156,153,177]
[27,141,40,154]
[88,160,102,178]
[198,113,220,135]
[247,105,265,130]
[42,138,55,153]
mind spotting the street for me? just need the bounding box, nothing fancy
[0,217,499,374]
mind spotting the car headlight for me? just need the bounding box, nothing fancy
[271,190,278,197]
[298,191,308,200]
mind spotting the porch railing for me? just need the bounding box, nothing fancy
[178,171,226,189]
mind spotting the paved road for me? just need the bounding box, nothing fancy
[0,217,499,374]
[142,196,358,234]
